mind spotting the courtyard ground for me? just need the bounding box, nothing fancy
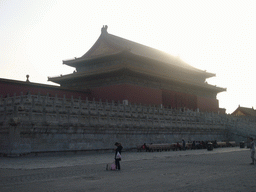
[0,147,255,192]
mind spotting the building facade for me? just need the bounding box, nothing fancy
[49,26,226,112]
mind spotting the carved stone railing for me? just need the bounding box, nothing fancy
[0,93,255,131]
[0,92,255,156]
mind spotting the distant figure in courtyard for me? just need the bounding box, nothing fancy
[176,142,181,151]
[192,141,196,150]
[114,142,123,170]
[182,139,186,150]
[249,137,255,165]
[142,143,149,151]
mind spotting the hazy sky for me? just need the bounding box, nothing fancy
[1,0,255,113]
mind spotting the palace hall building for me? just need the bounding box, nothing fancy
[48,26,226,112]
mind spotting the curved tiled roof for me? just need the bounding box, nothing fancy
[50,27,226,94]
[48,63,225,92]
[95,33,199,71]
[232,106,256,116]
[63,27,212,76]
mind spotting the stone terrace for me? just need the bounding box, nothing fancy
[0,93,255,156]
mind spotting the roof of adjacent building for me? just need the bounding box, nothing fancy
[231,106,256,116]
[0,78,90,94]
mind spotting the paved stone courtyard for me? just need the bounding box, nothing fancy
[0,147,255,192]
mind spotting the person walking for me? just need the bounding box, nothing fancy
[114,142,123,170]
[249,137,255,165]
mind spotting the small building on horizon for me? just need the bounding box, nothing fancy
[231,105,256,116]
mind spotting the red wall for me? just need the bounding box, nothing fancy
[196,96,219,112]
[91,84,162,105]
[162,90,197,110]
[162,89,220,112]
[0,79,221,112]
[0,80,90,100]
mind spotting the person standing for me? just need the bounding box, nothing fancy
[249,138,255,165]
[192,141,196,150]
[182,139,186,151]
[114,142,123,170]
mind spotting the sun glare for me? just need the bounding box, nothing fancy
[0,0,255,113]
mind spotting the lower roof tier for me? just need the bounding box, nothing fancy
[49,67,225,99]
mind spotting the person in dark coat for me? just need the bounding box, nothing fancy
[114,142,123,170]
[142,143,149,151]
[249,137,255,165]
[182,139,186,150]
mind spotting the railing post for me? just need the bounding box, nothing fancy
[29,107,32,122]
[20,92,24,105]
[67,110,70,124]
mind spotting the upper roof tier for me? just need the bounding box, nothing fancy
[63,26,214,78]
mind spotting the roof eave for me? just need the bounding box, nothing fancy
[48,65,226,94]
[62,51,127,68]
[122,51,216,78]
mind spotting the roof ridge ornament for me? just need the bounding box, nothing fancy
[101,25,108,35]
[26,74,30,83]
